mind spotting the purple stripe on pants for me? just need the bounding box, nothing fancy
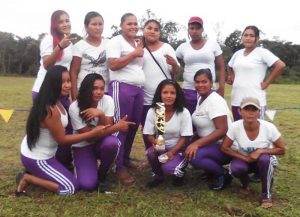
[146,146,187,179]
[189,143,231,176]
[109,81,144,169]
[21,154,79,195]
[72,136,120,191]
[32,91,73,167]
[183,88,198,115]
[230,154,276,199]
[141,105,152,150]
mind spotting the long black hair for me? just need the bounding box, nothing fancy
[26,65,68,149]
[77,73,105,121]
[152,79,185,113]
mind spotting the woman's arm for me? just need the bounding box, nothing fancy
[226,66,235,85]
[165,55,180,79]
[167,136,188,160]
[261,59,285,90]
[215,54,226,96]
[221,136,250,162]
[185,115,227,160]
[69,56,82,101]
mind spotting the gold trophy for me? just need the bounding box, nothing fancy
[155,102,166,152]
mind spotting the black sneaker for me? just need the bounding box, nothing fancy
[98,182,109,193]
[145,179,164,189]
[210,174,225,191]
[172,176,184,187]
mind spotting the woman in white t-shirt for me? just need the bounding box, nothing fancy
[185,68,232,191]
[16,66,107,196]
[176,16,226,115]
[106,13,144,184]
[69,73,135,191]
[227,25,285,120]
[221,97,285,208]
[141,19,180,149]
[143,79,193,188]
[70,11,109,101]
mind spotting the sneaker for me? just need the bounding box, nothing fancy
[145,179,164,189]
[210,174,225,191]
[172,176,184,187]
[98,182,109,193]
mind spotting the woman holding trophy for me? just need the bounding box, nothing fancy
[143,79,193,188]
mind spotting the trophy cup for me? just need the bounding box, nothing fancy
[155,102,166,153]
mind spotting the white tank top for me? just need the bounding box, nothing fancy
[21,106,68,160]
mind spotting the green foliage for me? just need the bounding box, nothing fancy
[1,76,300,216]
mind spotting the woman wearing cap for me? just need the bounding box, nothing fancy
[227,25,285,121]
[176,16,226,115]
[221,97,285,208]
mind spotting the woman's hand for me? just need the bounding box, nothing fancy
[116,115,136,132]
[80,108,104,121]
[185,142,199,161]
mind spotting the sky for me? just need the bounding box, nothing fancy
[1,0,300,44]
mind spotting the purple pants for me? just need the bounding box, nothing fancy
[146,146,187,180]
[232,106,266,121]
[108,81,144,169]
[72,136,120,191]
[189,143,232,176]
[21,154,79,195]
[141,105,152,150]
[183,88,198,115]
[32,91,73,168]
[230,154,277,199]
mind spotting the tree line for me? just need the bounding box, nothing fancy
[1,10,299,83]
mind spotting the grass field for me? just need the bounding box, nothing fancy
[0,76,300,217]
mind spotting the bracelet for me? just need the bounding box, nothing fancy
[58,44,64,50]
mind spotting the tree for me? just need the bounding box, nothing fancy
[224,30,243,54]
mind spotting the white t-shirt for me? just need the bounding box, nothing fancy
[228,47,279,106]
[143,43,180,105]
[227,119,281,156]
[143,107,193,149]
[176,39,222,90]
[106,35,145,86]
[72,38,110,92]
[69,95,114,147]
[192,92,232,138]
[21,106,68,160]
[32,34,72,92]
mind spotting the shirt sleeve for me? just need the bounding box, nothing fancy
[260,48,279,67]
[40,35,53,57]
[175,43,184,59]
[103,96,115,117]
[69,102,87,130]
[179,109,193,136]
[208,94,229,120]
[268,122,281,142]
[143,108,156,135]
[212,40,223,56]
[72,40,83,58]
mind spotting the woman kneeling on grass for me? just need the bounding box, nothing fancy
[221,97,286,208]
[69,73,135,192]
[143,79,193,188]
[16,65,116,196]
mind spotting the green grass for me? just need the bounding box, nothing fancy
[0,76,300,217]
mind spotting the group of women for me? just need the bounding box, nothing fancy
[15,10,286,208]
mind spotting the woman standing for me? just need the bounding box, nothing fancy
[69,73,135,191]
[142,19,180,149]
[70,11,109,101]
[227,25,285,121]
[176,16,226,115]
[143,79,193,188]
[185,69,232,190]
[16,66,106,196]
[106,13,144,185]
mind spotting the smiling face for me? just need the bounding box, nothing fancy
[61,71,71,96]
[56,13,71,36]
[143,21,160,44]
[194,73,212,96]
[86,16,104,39]
[121,15,138,39]
[91,79,105,103]
[161,84,177,107]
